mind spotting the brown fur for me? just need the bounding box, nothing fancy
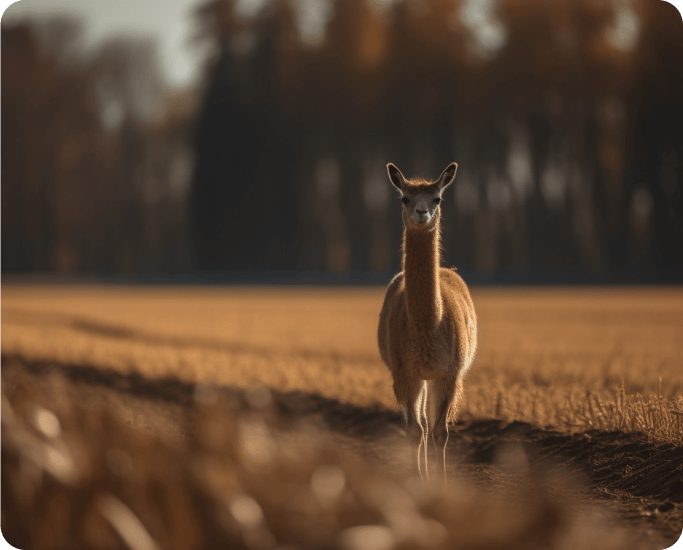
[378,165,477,483]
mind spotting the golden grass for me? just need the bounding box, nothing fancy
[3,285,683,442]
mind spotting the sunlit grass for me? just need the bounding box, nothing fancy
[3,285,683,443]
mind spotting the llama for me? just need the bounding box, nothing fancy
[378,162,477,483]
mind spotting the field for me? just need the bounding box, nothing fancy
[2,285,683,549]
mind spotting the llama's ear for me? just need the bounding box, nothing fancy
[435,163,458,192]
[387,163,407,192]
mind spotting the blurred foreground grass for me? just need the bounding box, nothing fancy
[2,361,647,550]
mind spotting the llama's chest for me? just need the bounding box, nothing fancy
[402,340,453,380]
[379,287,474,379]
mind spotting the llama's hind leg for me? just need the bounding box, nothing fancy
[429,376,461,485]
[395,377,428,481]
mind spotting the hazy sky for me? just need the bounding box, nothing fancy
[3,0,204,87]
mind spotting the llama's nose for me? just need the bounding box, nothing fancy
[413,209,430,224]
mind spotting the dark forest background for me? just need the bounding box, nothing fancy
[3,0,683,282]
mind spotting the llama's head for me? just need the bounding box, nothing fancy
[386,163,457,229]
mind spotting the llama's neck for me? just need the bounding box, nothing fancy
[402,215,443,333]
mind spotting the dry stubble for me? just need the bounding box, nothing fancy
[3,285,682,441]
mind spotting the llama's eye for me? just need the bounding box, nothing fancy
[402,197,410,205]
[434,197,442,205]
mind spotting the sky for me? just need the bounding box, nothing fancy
[2,0,205,87]
[0,0,683,87]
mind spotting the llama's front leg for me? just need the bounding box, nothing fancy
[429,377,461,486]
[396,377,428,481]
[420,386,429,481]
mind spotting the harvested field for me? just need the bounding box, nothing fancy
[2,285,683,549]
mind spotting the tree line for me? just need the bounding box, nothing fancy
[3,0,682,281]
